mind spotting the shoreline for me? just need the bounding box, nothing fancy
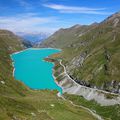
[48,57,120,106]
[44,58,63,94]
[11,47,62,55]
[10,48,62,93]
[60,60,120,97]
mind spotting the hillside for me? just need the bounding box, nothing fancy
[0,29,97,120]
[36,23,98,48]
[0,30,25,96]
[38,12,120,93]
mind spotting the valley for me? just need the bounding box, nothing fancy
[0,30,98,120]
[0,11,120,120]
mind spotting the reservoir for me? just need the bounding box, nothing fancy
[11,48,62,94]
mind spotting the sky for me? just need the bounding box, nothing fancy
[0,0,120,34]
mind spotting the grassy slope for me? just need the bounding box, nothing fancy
[39,24,98,48]
[0,30,96,120]
[61,13,120,89]
[64,94,120,120]
[39,12,120,90]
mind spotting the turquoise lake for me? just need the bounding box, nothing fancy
[11,48,62,94]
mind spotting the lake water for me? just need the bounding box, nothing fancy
[11,48,62,94]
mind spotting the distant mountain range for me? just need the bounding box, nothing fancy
[17,32,50,45]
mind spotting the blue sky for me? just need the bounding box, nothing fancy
[0,0,119,34]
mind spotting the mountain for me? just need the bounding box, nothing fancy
[0,29,97,120]
[17,32,50,45]
[0,30,25,52]
[36,23,98,48]
[38,12,120,93]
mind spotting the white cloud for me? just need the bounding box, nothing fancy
[0,13,58,33]
[15,0,33,10]
[43,4,112,15]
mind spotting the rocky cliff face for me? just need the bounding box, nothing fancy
[52,59,120,106]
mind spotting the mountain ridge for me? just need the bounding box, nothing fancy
[37,11,120,94]
[36,23,98,48]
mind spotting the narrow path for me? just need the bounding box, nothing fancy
[57,93,104,120]
[59,60,119,96]
[54,60,104,120]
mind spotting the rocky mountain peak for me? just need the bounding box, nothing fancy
[90,22,98,26]
[104,11,120,22]
[70,24,81,29]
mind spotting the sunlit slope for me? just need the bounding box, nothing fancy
[37,24,98,48]
[39,12,120,92]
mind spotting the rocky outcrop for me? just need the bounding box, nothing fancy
[72,51,88,67]
[65,47,120,94]
[53,60,120,106]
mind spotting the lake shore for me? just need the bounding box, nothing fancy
[10,48,62,92]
